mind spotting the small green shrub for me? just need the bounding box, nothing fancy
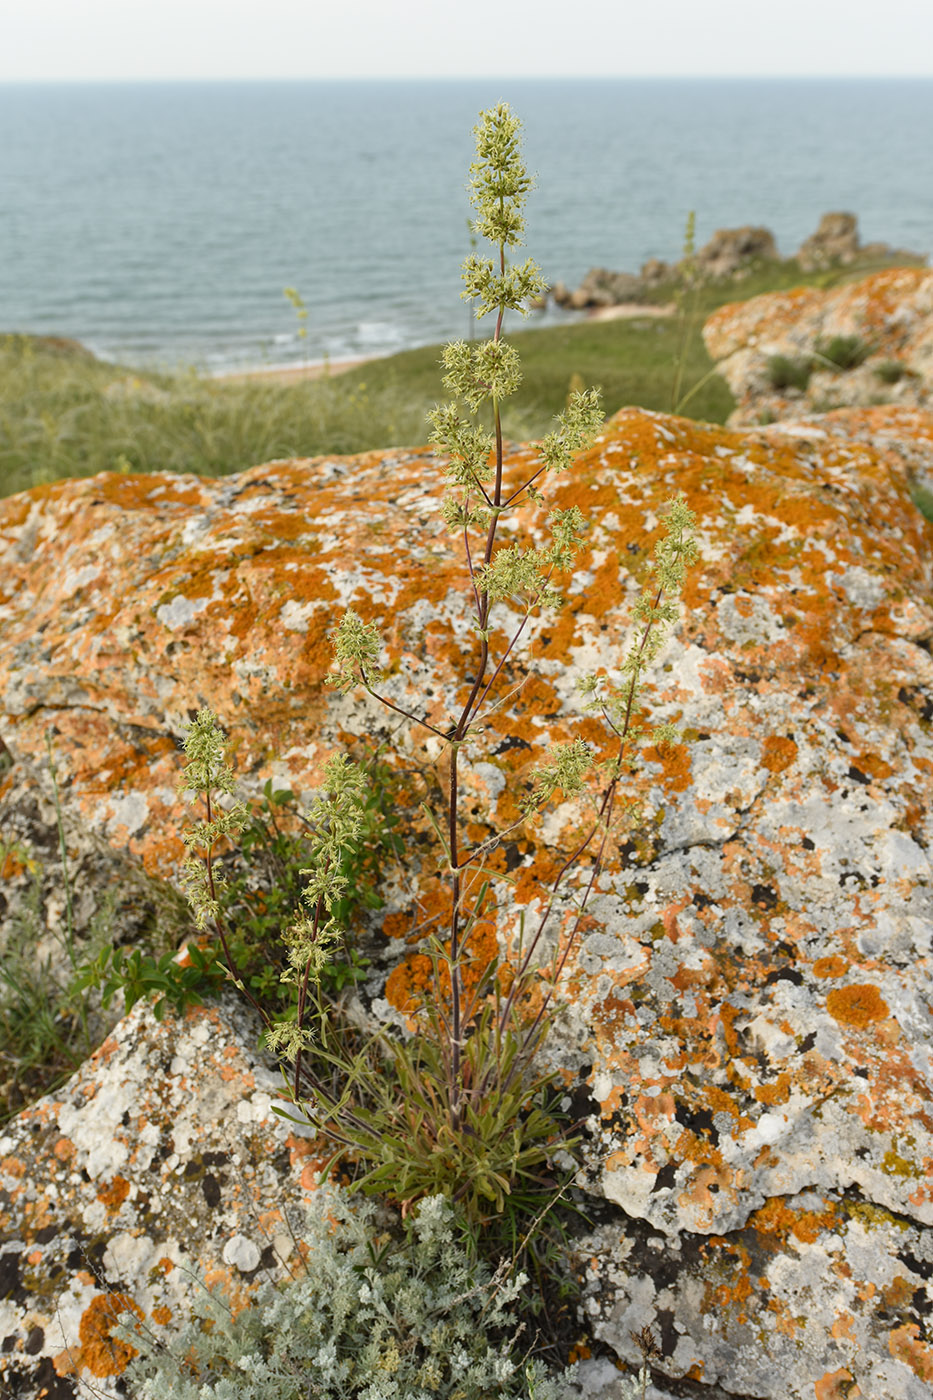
[874,359,908,384]
[0,848,94,1121]
[75,762,397,1023]
[765,353,813,392]
[912,485,933,524]
[813,334,871,371]
[117,1191,577,1399]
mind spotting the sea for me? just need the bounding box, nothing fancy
[2,77,932,375]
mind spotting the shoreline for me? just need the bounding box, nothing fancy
[212,303,672,384]
[213,354,376,385]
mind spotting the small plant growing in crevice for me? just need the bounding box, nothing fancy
[813,333,871,371]
[253,102,696,1264]
[766,353,813,392]
[75,753,397,1024]
[874,358,910,385]
[162,100,697,1373]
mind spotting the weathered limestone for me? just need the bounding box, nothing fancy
[703,267,933,428]
[1,404,932,1396]
[0,996,320,1399]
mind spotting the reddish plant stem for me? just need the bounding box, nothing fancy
[444,238,509,1125]
[293,855,330,1098]
[485,579,668,1096]
[360,672,448,740]
[204,787,268,1024]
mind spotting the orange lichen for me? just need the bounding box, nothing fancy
[384,916,503,1016]
[813,956,849,979]
[853,750,894,782]
[754,1072,792,1106]
[761,735,798,774]
[826,983,889,1027]
[881,1275,915,1310]
[749,1195,839,1246]
[150,1305,173,1326]
[95,1175,130,1211]
[77,1293,144,1378]
[384,953,436,1014]
[381,910,413,940]
[889,1323,933,1383]
[831,1313,857,1342]
[0,847,28,880]
[814,1368,861,1400]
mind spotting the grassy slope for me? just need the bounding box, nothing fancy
[0,253,925,502]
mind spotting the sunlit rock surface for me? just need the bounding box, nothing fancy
[1,404,932,1397]
[703,267,933,429]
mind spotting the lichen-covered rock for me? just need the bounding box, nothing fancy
[0,996,321,1399]
[1,404,932,1397]
[703,267,933,427]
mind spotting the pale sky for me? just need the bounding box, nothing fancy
[2,0,932,81]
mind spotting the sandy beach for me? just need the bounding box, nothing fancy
[216,303,675,384]
[216,355,373,385]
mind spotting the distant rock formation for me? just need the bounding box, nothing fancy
[2,405,932,1397]
[703,266,933,426]
[551,212,925,311]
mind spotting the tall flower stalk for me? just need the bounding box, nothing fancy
[326,102,696,1177]
[177,105,697,1246]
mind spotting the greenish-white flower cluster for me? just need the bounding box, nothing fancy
[328,609,385,694]
[427,101,602,524]
[266,754,369,1062]
[474,506,587,613]
[118,1191,578,1400]
[521,738,594,817]
[178,710,249,930]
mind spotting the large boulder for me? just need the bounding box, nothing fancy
[555,226,780,310]
[1,405,932,1397]
[694,225,779,280]
[796,212,861,272]
[703,267,933,427]
[563,268,653,309]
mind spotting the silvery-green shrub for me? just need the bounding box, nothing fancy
[118,1190,578,1400]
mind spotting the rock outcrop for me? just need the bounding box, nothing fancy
[703,267,933,428]
[554,267,654,310]
[1,405,932,1397]
[797,212,862,272]
[692,224,779,280]
[553,213,924,312]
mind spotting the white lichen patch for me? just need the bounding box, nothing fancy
[155,593,211,630]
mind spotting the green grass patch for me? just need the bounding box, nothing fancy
[813,334,872,371]
[766,353,814,392]
[0,252,921,500]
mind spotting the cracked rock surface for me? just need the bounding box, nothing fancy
[1,404,931,1396]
